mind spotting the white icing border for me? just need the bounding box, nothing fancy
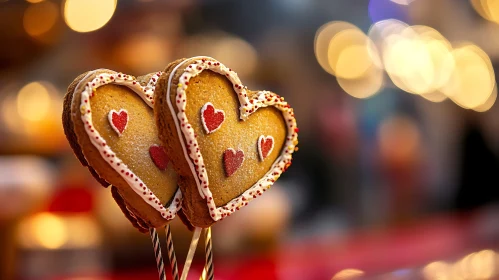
[165,57,298,221]
[108,109,128,136]
[200,102,225,134]
[223,148,245,177]
[258,135,275,161]
[74,70,182,220]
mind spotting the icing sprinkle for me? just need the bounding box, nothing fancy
[223,148,245,177]
[166,57,299,221]
[258,135,274,161]
[201,102,225,134]
[108,109,128,136]
[75,70,181,220]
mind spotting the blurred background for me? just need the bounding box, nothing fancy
[1,0,499,279]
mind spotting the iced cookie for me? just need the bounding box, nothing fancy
[154,57,299,228]
[62,69,182,231]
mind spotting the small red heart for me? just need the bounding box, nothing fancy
[201,103,225,134]
[109,109,128,136]
[258,136,274,161]
[149,145,169,171]
[223,148,244,177]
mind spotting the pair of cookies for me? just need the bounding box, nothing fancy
[63,57,298,231]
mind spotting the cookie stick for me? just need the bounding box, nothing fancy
[200,227,214,280]
[150,228,167,280]
[165,224,179,280]
[180,227,202,280]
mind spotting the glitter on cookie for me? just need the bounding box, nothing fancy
[165,57,299,221]
[77,71,181,220]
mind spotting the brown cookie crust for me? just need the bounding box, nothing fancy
[63,69,177,230]
[154,58,287,228]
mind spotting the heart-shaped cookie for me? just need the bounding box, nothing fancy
[155,57,298,227]
[63,69,182,230]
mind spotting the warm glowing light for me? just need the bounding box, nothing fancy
[471,0,499,23]
[469,249,496,279]
[117,33,170,73]
[314,22,383,98]
[2,96,24,134]
[338,65,384,99]
[422,250,499,280]
[327,29,374,79]
[315,21,358,74]
[383,33,435,94]
[332,269,365,279]
[442,44,495,109]
[378,116,421,164]
[65,215,101,248]
[17,82,52,122]
[18,213,101,249]
[207,36,258,78]
[368,19,409,53]
[23,1,58,37]
[26,0,45,3]
[29,213,67,249]
[183,32,258,78]
[64,0,116,33]
[422,261,450,280]
[474,85,497,112]
[486,0,499,22]
[421,91,447,103]
[335,43,373,79]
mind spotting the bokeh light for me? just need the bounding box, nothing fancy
[328,29,373,79]
[383,32,435,94]
[315,21,384,99]
[474,85,497,112]
[331,269,365,280]
[17,82,52,122]
[471,0,499,24]
[422,250,499,280]
[19,212,67,249]
[182,32,258,78]
[378,116,421,164]
[23,1,58,37]
[337,65,384,99]
[116,33,171,74]
[63,0,117,33]
[441,44,495,110]
[317,19,497,111]
[17,213,101,249]
[422,261,451,280]
[421,91,448,103]
[315,21,359,75]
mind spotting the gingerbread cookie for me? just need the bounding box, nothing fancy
[154,57,298,227]
[62,69,182,230]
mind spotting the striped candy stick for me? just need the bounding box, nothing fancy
[165,224,179,280]
[203,227,214,280]
[149,228,167,280]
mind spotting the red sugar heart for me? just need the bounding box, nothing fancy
[223,148,244,177]
[201,102,225,134]
[258,135,274,161]
[108,109,128,136]
[149,145,169,171]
